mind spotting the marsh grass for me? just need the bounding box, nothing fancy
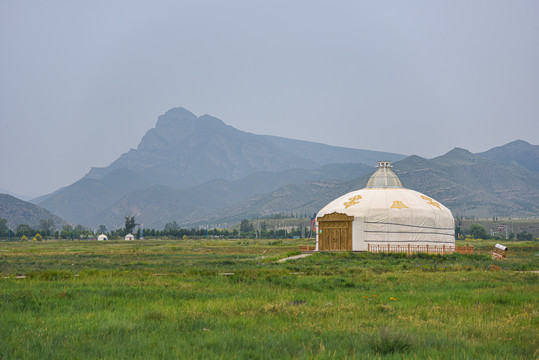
[0,239,537,359]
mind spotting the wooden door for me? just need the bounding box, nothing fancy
[318,212,353,251]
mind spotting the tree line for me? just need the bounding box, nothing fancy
[1,217,535,241]
[457,223,535,241]
[0,217,313,240]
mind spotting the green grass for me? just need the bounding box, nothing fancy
[0,239,538,359]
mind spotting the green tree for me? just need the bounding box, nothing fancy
[164,221,179,233]
[39,218,55,237]
[125,216,136,234]
[74,224,89,239]
[469,224,488,239]
[61,225,73,239]
[0,218,8,238]
[16,224,34,237]
[98,225,107,234]
[240,219,250,234]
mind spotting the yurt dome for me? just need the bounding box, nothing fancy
[316,161,454,252]
[97,234,108,241]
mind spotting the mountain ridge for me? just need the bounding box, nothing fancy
[82,163,374,229]
[83,107,405,187]
[476,140,539,172]
[33,107,405,225]
[195,149,539,226]
[24,107,537,229]
[0,194,69,230]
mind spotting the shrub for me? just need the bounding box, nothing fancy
[469,224,488,239]
[369,326,415,354]
[516,231,533,241]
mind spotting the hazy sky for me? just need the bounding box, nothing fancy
[1,1,538,197]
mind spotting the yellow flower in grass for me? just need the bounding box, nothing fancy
[390,297,397,301]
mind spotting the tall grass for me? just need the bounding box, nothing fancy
[0,239,537,359]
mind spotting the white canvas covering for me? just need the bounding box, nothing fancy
[125,233,135,240]
[97,234,108,241]
[316,161,455,251]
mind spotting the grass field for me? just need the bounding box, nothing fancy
[0,239,538,359]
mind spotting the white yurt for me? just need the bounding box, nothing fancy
[97,234,108,241]
[125,233,135,240]
[316,161,455,253]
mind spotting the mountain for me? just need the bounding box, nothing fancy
[32,105,537,229]
[0,194,68,229]
[0,186,33,201]
[476,140,539,173]
[196,147,539,225]
[34,107,404,225]
[394,148,539,217]
[34,168,150,225]
[83,163,374,229]
[261,135,404,168]
[84,107,404,188]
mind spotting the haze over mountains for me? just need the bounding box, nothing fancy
[84,108,402,188]
[31,107,404,228]
[2,107,537,230]
[0,194,68,229]
[201,146,539,226]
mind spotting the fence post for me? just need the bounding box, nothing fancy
[408,244,410,255]
[367,243,370,252]
[426,244,429,254]
[388,244,390,253]
[443,244,445,254]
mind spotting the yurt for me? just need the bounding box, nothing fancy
[97,234,108,241]
[125,233,135,240]
[316,161,455,253]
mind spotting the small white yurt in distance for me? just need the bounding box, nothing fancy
[125,233,135,240]
[316,161,454,252]
[97,234,108,241]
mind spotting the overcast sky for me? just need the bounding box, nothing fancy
[1,1,538,197]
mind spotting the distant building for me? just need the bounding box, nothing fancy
[97,234,108,241]
[125,233,135,240]
[316,161,455,252]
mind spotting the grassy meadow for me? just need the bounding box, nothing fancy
[0,238,538,359]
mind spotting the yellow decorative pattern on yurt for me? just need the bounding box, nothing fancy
[421,195,441,209]
[390,200,408,209]
[344,195,362,208]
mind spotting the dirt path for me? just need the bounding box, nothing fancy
[277,253,313,263]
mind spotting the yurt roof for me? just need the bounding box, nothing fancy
[317,161,454,229]
[365,161,403,188]
[317,187,454,229]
